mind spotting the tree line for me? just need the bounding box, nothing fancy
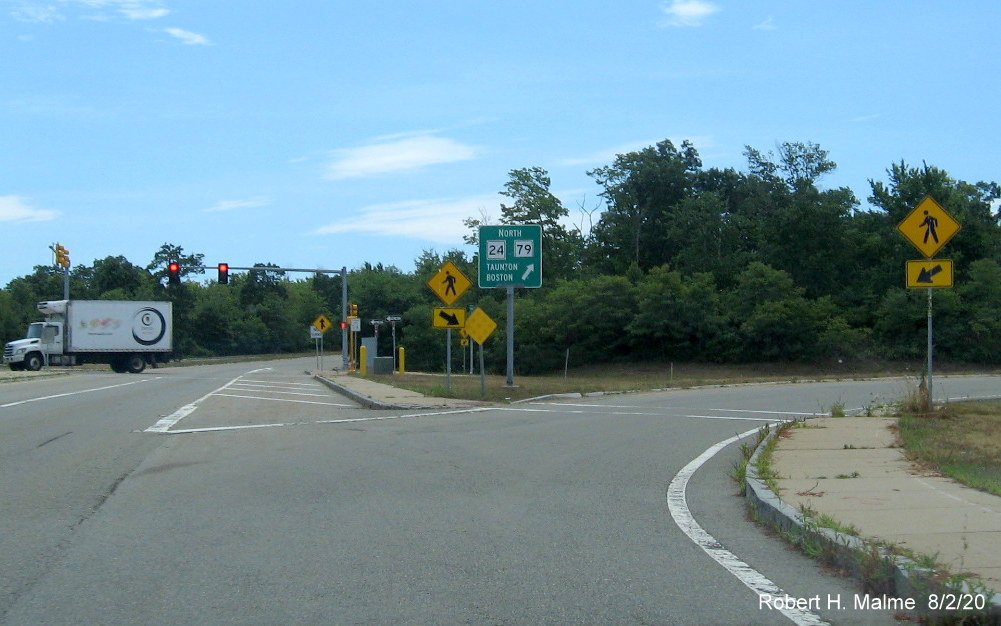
[3,139,1000,373]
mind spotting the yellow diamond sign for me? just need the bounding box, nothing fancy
[427,261,472,306]
[312,314,333,333]
[465,307,498,345]
[897,196,961,258]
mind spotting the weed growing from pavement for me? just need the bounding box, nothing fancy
[740,390,1000,622]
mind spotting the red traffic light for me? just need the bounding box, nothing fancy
[217,263,230,284]
[167,262,181,284]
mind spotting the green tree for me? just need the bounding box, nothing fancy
[588,139,702,273]
[147,243,205,283]
[627,265,723,360]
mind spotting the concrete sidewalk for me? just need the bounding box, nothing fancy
[312,369,489,411]
[771,417,1001,597]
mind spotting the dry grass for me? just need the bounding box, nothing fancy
[898,401,1001,497]
[366,360,989,404]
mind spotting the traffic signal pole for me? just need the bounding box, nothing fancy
[176,264,350,369]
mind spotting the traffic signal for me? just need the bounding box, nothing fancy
[350,303,359,317]
[54,244,70,268]
[217,263,229,284]
[167,262,181,285]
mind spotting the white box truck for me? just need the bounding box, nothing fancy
[4,300,173,374]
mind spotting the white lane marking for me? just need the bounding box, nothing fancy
[684,415,783,422]
[154,407,495,434]
[211,393,353,407]
[236,379,315,387]
[668,426,829,626]
[225,386,332,398]
[146,373,247,432]
[503,406,810,423]
[227,382,321,391]
[1,378,153,408]
[531,402,817,417]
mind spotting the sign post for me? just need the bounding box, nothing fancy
[897,196,961,408]
[427,261,473,392]
[466,307,498,396]
[311,315,333,372]
[478,225,543,387]
[386,315,402,372]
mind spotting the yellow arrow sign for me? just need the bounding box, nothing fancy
[906,259,954,288]
[897,196,961,258]
[432,307,467,329]
[427,261,472,306]
[465,307,498,344]
[312,314,333,333]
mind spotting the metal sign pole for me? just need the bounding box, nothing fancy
[506,285,515,387]
[446,328,452,393]
[927,287,934,408]
[341,267,349,371]
[479,341,486,396]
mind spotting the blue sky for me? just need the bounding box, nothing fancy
[2,1,999,287]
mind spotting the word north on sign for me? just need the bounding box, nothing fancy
[478,224,543,288]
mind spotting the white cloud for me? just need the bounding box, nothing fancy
[0,196,60,222]
[324,133,478,180]
[205,197,269,212]
[660,0,720,27]
[311,194,502,244]
[10,1,170,22]
[10,4,64,22]
[753,17,776,31]
[121,6,169,20]
[163,27,210,45]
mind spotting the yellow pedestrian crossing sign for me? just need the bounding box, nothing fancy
[897,196,961,259]
[427,261,472,306]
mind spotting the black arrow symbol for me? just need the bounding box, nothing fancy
[438,310,459,326]
[917,265,943,283]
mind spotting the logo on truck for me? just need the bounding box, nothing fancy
[132,307,167,346]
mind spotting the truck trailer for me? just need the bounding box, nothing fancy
[4,300,173,374]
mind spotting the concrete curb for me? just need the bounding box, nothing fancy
[312,374,416,410]
[744,422,1001,622]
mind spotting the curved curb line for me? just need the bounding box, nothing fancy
[312,374,418,410]
[744,425,1001,620]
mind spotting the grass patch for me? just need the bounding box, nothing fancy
[358,360,993,404]
[898,400,1001,497]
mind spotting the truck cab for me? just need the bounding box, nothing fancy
[4,322,61,371]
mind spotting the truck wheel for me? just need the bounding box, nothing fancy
[24,353,43,371]
[126,354,146,374]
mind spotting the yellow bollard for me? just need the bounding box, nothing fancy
[398,347,406,375]
[359,345,367,376]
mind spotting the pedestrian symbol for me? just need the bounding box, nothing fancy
[920,210,938,245]
[427,261,472,305]
[443,270,458,297]
[897,196,961,259]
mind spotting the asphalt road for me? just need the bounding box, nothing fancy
[2,359,998,625]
